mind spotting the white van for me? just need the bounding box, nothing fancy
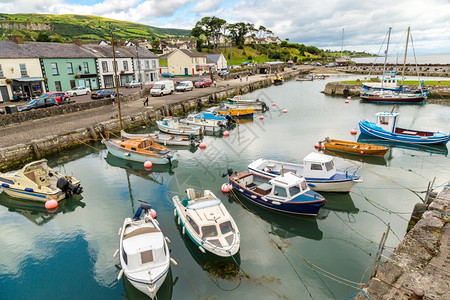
[175,81,194,92]
[150,80,175,96]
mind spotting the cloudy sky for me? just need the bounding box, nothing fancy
[1,0,450,54]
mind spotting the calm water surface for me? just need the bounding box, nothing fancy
[1,74,450,299]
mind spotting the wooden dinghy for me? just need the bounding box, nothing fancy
[320,138,389,156]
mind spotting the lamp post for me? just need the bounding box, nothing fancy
[110,28,123,130]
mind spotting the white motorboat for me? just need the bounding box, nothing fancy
[116,202,176,299]
[180,113,228,133]
[0,159,83,202]
[248,152,362,193]
[156,117,202,136]
[120,130,198,147]
[172,189,240,257]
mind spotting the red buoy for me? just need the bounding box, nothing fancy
[144,161,153,169]
[345,99,350,103]
[259,115,264,120]
[314,143,321,150]
[221,183,232,193]
[347,96,352,100]
[271,103,276,107]
[350,129,358,135]
[223,131,230,136]
[45,199,58,210]
[282,109,288,113]
[199,142,207,149]
[150,209,157,219]
[360,150,364,155]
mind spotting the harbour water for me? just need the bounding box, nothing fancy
[351,53,450,65]
[1,74,449,299]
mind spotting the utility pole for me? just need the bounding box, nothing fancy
[229,37,233,69]
[135,43,143,97]
[110,28,123,130]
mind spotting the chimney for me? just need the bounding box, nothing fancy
[9,35,24,44]
[72,39,82,47]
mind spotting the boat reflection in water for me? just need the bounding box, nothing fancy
[322,149,389,166]
[357,133,448,156]
[0,193,85,226]
[175,216,242,281]
[122,266,175,300]
[228,192,323,241]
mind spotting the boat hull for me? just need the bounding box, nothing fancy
[359,121,450,145]
[125,267,169,299]
[104,140,176,164]
[0,186,64,202]
[156,123,200,136]
[179,121,224,133]
[322,139,389,156]
[360,95,426,104]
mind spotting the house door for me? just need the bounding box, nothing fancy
[0,86,10,102]
[184,68,188,76]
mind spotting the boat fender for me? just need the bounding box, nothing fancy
[182,226,185,235]
[113,249,119,258]
[118,228,122,236]
[1,183,9,188]
[25,187,34,192]
[198,246,206,254]
[170,258,178,266]
[117,269,124,281]
[165,237,171,244]
[173,208,177,216]
[177,216,180,225]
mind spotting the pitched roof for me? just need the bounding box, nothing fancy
[178,49,205,58]
[0,40,96,59]
[205,54,222,63]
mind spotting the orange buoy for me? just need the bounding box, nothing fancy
[350,129,358,135]
[45,199,58,210]
[259,115,264,120]
[345,99,350,103]
[144,161,153,169]
[282,109,288,113]
[347,96,352,100]
[360,150,364,155]
[199,142,207,149]
[314,143,321,150]
[221,183,232,193]
[223,131,230,136]
[150,209,157,219]
[271,103,276,107]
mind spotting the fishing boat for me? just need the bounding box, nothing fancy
[224,96,269,111]
[0,159,83,202]
[206,106,254,118]
[180,112,229,133]
[120,130,198,147]
[116,202,176,299]
[156,117,202,136]
[248,152,362,193]
[359,110,450,145]
[103,137,177,164]
[319,138,389,156]
[172,189,240,257]
[229,171,325,216]
[296,75,313,81]
[273,77,284,85]
[360,27,428,104]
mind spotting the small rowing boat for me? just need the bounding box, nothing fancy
[320,138,389,156]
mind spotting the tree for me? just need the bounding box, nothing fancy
[51,36,64,43]
[226,22,252,47]
[36,32,51,42]
[151,39,160,49]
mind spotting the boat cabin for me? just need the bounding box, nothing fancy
[122,222,166,271]
[375,111,399,133]
[302,152,336,179]
[182,189,237,244]
[267,172,310,201]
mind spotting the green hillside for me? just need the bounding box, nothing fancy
[0,13,190,42]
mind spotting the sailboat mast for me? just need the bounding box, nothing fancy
[381,27,392,91]
[401,26,410,86]
[341,28,344,58]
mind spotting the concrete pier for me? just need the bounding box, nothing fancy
[355,184,450,300]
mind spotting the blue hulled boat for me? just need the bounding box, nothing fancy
[229,171,325,217]
[359,111,450,145]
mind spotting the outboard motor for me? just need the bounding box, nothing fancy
[225,114,236,124]
[222,168,234,178]
[57,177,83,197]
[261,101,269,112]
[133,202,153,220]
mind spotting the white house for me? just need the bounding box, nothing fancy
[205,54,227,70]
[132,46,159,84]
[162,49,208,76]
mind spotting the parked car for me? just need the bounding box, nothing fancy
[161,72,175,78]
[175,81,194,92]
[39,92,70,104]
[194,78,213,88]
[18,97,58,112]
[124,80,142,88]
[291,65,298,70]
[326,63,337,68]
[90,90,123,100]
[218,69,230,76]
[67,86,91,96]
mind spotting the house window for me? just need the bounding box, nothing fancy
[0,64,3,78]
[83,62,89,74]
[113,61,118,72]
[19,64,28,77]
[70,80,76,89]
[102,61,108,73]
[152,60,156,69]
[55,81,62,91]
[145,60,149,69]
[123,61,128,71]
[51,63,59,75]
[137,60,141,69]
[66,62,74,74]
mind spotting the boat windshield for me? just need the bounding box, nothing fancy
[325,161,334,171]
[289,185,301,197]
[219,221,234,235]
[201,225,218,238]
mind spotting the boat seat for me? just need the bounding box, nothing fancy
[186,188,196,200]
[123,227,160,240]
[158,150,170,155]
